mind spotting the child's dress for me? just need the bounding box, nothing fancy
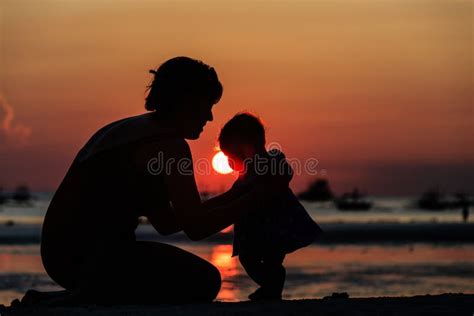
[231,150,323,257]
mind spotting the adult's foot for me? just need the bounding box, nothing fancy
[20,289,84,307]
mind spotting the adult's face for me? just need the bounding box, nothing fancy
[176,97,214,140]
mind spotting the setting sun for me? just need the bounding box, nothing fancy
[212,151,233,175]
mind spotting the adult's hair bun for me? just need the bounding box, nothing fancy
[144,56,223,112]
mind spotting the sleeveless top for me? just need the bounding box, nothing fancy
[41,112,179,266]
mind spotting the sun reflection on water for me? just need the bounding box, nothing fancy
[210,244,240,301]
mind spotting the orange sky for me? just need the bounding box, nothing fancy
[1,0,472,195]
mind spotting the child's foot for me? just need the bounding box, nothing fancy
[248,287,282,301]
[323,292,350,300]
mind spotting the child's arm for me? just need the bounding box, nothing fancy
[258,149,293,190]
[270,149,293,185]
[247,150,294,207]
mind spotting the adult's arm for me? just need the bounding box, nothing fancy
[151,138,256,241]
[145,201,181,236]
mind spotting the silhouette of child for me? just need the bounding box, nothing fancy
[218,112,323,301]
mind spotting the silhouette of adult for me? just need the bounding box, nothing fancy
[39,57,255,305]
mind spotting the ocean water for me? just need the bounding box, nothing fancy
[0,193,472,305]
[0,192,469,225]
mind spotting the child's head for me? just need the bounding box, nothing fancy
[218,112,266,171]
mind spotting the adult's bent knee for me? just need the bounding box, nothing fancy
[202,263,221,301]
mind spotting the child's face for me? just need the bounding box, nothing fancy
[225,152,245,173]
[223,144,254,173]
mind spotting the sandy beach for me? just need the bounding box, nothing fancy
[1,293,473,316]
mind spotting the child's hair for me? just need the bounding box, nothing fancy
[218,112,266,153]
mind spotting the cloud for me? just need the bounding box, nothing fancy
[0,95,32,147]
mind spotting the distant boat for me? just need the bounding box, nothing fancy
[0,187,8,205]
[334,188,373,211]
[298,179,334,201]
[11,185,32,203]
[417,189,472,210]
[452,192,473,209]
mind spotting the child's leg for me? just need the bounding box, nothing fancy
[238,251,265,286]
[261,252,286,295]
